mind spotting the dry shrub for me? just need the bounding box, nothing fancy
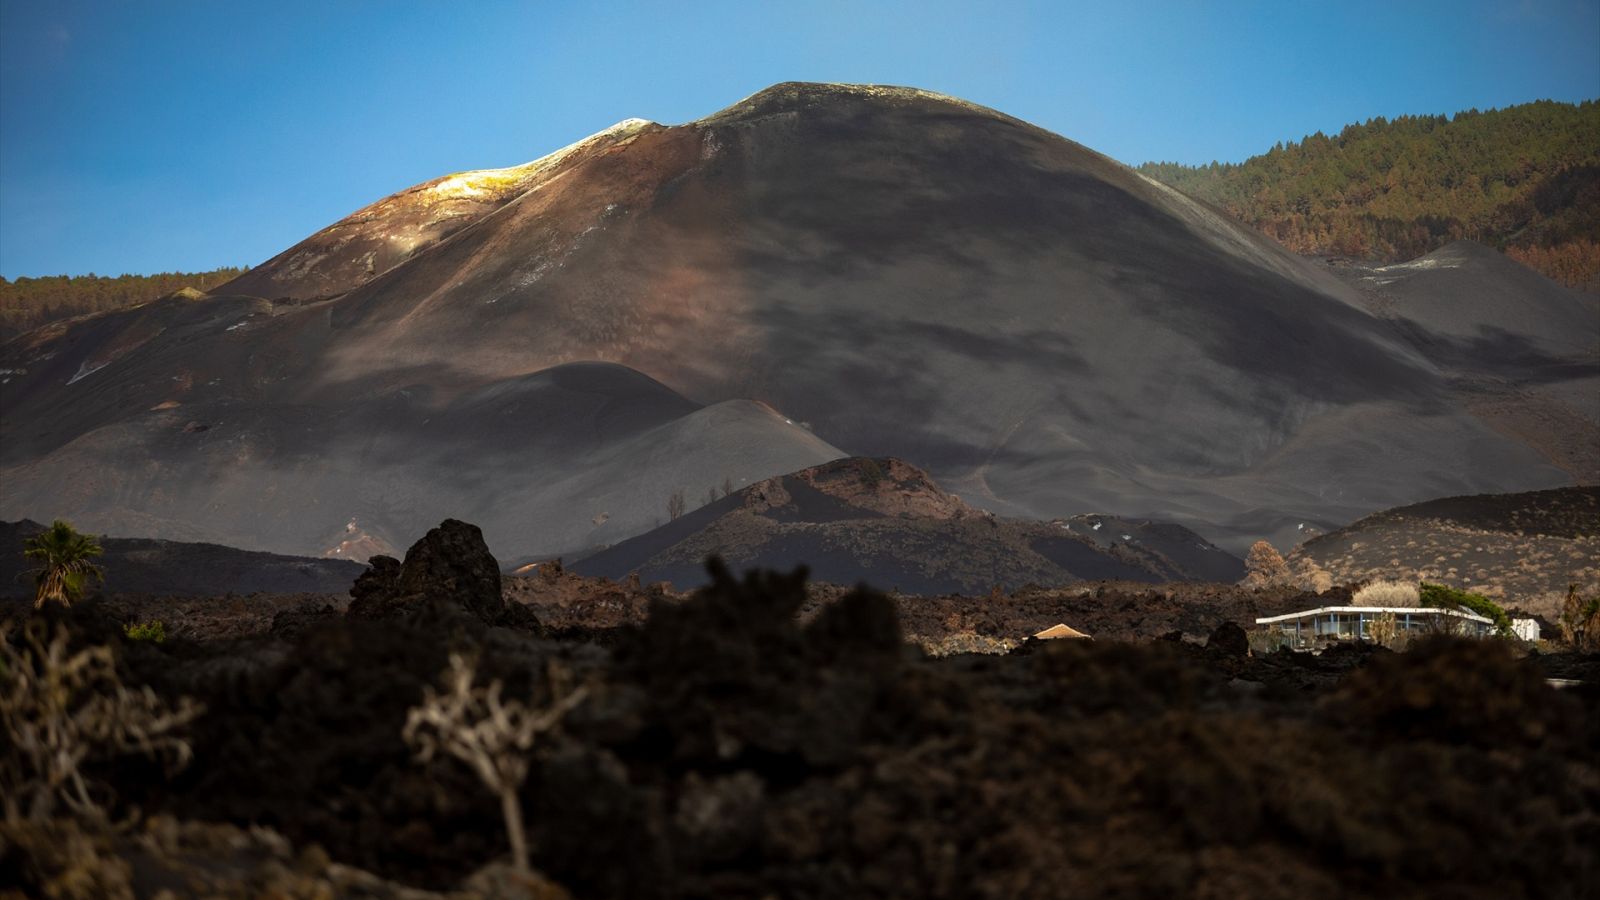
[916,631,1017,657]
[1246,628,1291,653]
[1242,541,1291,589]
[0,622,204,823]
[1293,558,1333,593]
[1506,239,1600,291]
[1352,580,1420,608]
[1559,584,1600,651]
[404,653,587,876]
[1365,611,1400,648]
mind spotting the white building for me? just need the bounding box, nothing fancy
[1254,605,1497,650]
[1510,618,1541,642]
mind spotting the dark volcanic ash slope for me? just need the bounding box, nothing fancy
[1334,240,1599,360]
[1049,512,1249,583]
[572,457,1242,592]
[1,83,1587,559]
[1327,240,1600,483]
[0,519,363,597]
[1288,486,1600,617]
[0,320,843,559]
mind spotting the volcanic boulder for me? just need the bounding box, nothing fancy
[396,520,504,620]
[1205,621,1250,658]
[346,555,403,617]
[346,519,516,626]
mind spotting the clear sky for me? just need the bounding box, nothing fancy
[2,0,1596,277]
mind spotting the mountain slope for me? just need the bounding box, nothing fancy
[1337,240,1598,356]
[1287,487,1600,618]
[1324,240,1600,482]
[0,341,843,559]
[218,119,659,302]
[1138,100,1600,289]
[1,83,1587,559]
[572,457,1242,592]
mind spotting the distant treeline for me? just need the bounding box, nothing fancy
[0,268,248,340]
[1138,99,1600,291]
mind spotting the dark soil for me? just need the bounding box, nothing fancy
[6,559,1596,899]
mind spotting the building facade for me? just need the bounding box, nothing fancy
[1253,606,1498,650]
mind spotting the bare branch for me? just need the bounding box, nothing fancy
[403,653,587,874]
[1,621,203,823]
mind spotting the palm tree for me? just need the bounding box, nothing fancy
[24,520,104,608]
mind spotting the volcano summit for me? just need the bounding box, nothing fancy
[2,83,1593,562]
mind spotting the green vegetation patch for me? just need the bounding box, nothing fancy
[1138,100,1600,288]
[1420,582,1512,637]
[123,621,168,643]
[0,268,248,340]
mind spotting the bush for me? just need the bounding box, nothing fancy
[1420,583,1511,637]
[404,653,587,875]
[1,622,203,821]
[1246,628,1292,653]
[916,631,1016,657]
[1293,559,1333,593]
[123,621,167,643]
[1352,580,1420,608]
[1242,541,1291,589]
[1365,611,1401,648]
[1558,584,1600,650]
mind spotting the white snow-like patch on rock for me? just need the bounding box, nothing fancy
[1375,256,1461,272]
[67,360,107,385]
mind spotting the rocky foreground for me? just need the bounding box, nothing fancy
[3,521,1597,898]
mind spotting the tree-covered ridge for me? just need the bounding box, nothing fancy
[0,267,247,340]
[1138,100,1600,290]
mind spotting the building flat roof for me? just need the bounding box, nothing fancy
[1254,606,1493,626]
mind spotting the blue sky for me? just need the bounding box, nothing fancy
[2,0,1596,277]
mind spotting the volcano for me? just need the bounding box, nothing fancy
[2,83,1591,560]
